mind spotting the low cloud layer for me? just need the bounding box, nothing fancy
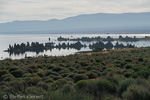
[0,0,150,23]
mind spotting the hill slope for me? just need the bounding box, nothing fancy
[0,12,150,33]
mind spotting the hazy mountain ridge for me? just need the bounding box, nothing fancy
[0,12,150,33]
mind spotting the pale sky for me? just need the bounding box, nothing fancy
[0,0,150,23]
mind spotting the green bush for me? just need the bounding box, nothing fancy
[86,72,98,79]
[9,67,18,72]
[22,73,32,77]
[124,64,132,69]
[52,67,62,72]
[138,58,143,62]
[124,71,132,78]
[60,84,75,93]
[91,70,101,76]
[37,82,48,91]
[101,94,117,100]
[137,68,150,78]
[122,85,150,100]
[73,74,88,83]
[68,67,75,71]
[67,73,76,78]
[61,73,70,77]
[9,79,27,93]
[75,80,88,90]
[45,78,54,83]
[97,79,117,93]
[49,91,94,100]
[117,78,135,97]
[46,70,59,76]
[50,75,62,80]
[0,70,9,77]
[37,72,44,77]
[76,80,98,97]
[0,74,15,81]
[11,70,24,78]
[26,86,48,96]
[0,85,9,100]
[75,78,117,98]
[28,76,42,85]
[47,65,56,69]
[51,79,67,91]
[77,70,87,74]
[125,59,132,62]
[59,69,70,74]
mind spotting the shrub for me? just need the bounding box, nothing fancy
[138,68,150,78]
[61,84,75,93]
[80,61,89,66]
[106,74,123,85]
[101,94,117,100]
[11,70,24,78]
[86,72,98,79]
[28,76,42,85]
[75,80,88,90]
[45,78,53,83]
[61,73,69,77]
[50,75,62,80]
[125,59,132,62]
[91,70,101,76]
[87,66,92,71]
[37,72,44,77]
[46,70,52,76]
[26,86,48,96]
[117,78,135,97]
[37,82,48,91]
[46,70,58,76]
[9,79,27,93]
[124,71,132,78]
[0,70,9,77]
[22,73,32,77]
[138,58,143,62]
[9,67,18,72]
[67,73,76,78]
[75,78,117,97]
[52,67,62,72]
[0,74,15,81]
[63,77,73,82]
[0,85,9,100]
[49,91,94,100]
[59,69,70,74]
[51,79,67,91]
[47,65,55,69]
[122,85,150,100]
[96,79,117,93]
[125,64,132,69]
[73,74,88,83]
[77,70,86,74]
[75,80,98,96]
[68,67,75,71]
[37,64,44,69]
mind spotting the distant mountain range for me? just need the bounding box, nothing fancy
[0,12,150,34]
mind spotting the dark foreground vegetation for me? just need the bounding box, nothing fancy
[1,47,150,100]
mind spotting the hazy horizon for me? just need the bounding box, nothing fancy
[0,11,150,24]
[0,0,150,23]
[0,12,150,34]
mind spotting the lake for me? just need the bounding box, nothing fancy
[1,33,150,60]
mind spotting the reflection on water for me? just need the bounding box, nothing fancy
[0,33,150,60]
[7,48,78,59]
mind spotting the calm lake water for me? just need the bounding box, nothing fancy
[1,33,150,60]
